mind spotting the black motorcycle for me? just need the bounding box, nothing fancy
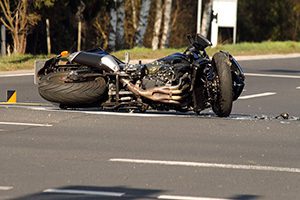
[37,34,245,117]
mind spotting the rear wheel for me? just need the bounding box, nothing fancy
[38,71,107,107]
[211,52,233,117]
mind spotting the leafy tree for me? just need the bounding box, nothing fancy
[237,0,300,42]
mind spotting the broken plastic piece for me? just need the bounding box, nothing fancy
[275,112,289,120]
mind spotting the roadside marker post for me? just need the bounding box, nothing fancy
[6,90,17,103]
[34,60,46,84]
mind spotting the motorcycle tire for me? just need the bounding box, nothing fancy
[38,71,107,106]
[211,52,233,117]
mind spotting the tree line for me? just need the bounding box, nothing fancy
[0,0,299,55]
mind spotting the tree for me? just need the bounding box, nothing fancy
[0,0,40,54]
[135,0,151,46]
[116,0,125,49]
[200,0,212,38]
[151,0,173,50]
[93,14,109,49]
[108,0,117,50]
[108,0,125,50]
[76,0,85,51]
[237,0,300,42]
[291,0,300,40]
[152,0,163,50]
[160,0,173,48]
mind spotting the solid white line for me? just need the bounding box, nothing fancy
[30,107,192,118]
[43,189,124,197]
[109,158,300,174]
[0,186,13,191]
[238,92,276,100]
[0,122,52,127]
[0,102,51,106]
[158,195,229,200]
[0,73,33,78]
[245,73,300,79]
[82,111,180,117]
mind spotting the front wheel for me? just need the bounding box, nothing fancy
[211,52,233,117]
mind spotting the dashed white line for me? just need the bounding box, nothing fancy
[0,122,52,127]
[43,189,124,197]
[297,86,300,89]
[109,158,300,174]
[245,73,300,79]
[0,186,13,191]
[238,92,276,100]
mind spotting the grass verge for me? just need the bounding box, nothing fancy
[113,41,300,60]
[0,54,48,71]
[1,41,300,71]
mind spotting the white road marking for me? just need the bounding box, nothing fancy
[158,195,229,200]
[0,73,33,78]
[297,86,300,89]
[43,189,125,197]
[0,102,51,106]
[245,73,300,79]
[110,158,300,174]
[0,186,13,191]
[30,107,194,118]
[238,92,276,100]
[0,122,52,127]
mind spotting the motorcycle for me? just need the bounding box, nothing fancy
[37,34,245,117]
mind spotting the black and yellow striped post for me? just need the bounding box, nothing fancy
[6,90,17,103]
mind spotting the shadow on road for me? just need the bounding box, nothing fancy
[11,185,261,200]
[12,186,164,200]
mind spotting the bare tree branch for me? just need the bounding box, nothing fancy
[0,0,41,54]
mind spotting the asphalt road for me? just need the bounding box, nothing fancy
[0,56,299,200]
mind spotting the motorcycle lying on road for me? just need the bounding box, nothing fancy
[37,34,245,117]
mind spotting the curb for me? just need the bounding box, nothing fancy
[234,53,300,61]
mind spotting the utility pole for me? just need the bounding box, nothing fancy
[197,0,202,34]
[46,19,51,54]
[77,1,85,51]
[77,21,82,51]
[1,25,6,56]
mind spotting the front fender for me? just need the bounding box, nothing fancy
[229,54,245,101]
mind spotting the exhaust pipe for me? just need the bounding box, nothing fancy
[120,79,183,104]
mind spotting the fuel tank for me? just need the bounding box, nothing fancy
[156,53,190,65]
[69,49,120,72]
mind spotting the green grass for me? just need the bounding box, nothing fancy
[113,41,300,60]
[207,41,300,56]
[0,54,49,71]
[1,41,300,71]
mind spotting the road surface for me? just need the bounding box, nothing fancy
[0,56,299,200]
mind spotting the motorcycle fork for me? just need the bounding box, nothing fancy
[115,74,120,102]
[204,65,219,102]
